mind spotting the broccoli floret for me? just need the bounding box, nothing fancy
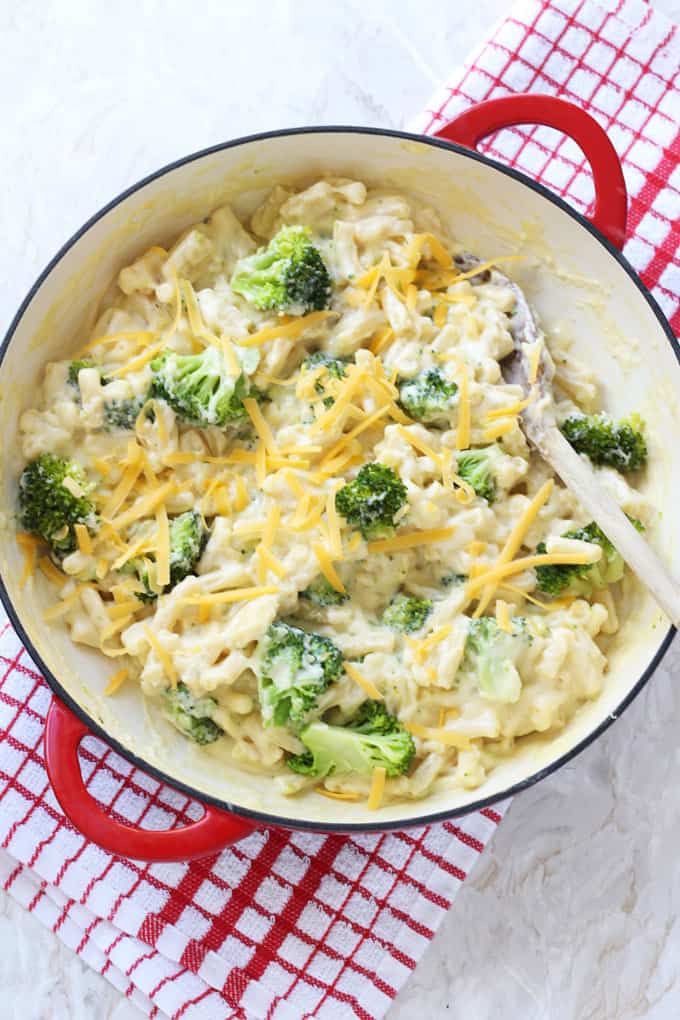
[381,594,432,633]
[150,346,250,428]
[162,683,223,745]
[258,621,344,727]
[169,510,208,586]
[303,351,349,383]
[561,412,647,472]
[103,396,152,430]
[122,512,207,602]
[535,520,642,597]
[121,557,159,602]
[463,616,530,704]
[18,453,97,557]
[231,225,332,313]
[300,575,349,607]
[303,351,350,406]
[68,359,98,387]
[456,445,507,503]
[335,463,407,541]
[287,700,415,778]
[397,367,458,424]
[441,572,468,587]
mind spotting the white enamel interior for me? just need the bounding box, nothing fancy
[0,130,677,829]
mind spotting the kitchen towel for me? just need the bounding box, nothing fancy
[0,616,503,1020]
[1,0,679,1017]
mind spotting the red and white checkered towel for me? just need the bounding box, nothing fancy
[1,1,679,1017]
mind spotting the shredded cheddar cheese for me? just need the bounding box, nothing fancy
[455,363,471,451]
[367,766,387,810]
[16,533,39,587]
[181,585,279,606]
[104,667,129,696]
[143,626,177,686]
[472,479,554,617]
[240,310,334,347]
[317,788,362,802]
[367,527,455,554]
[406,723,471,750]
[344,662,382,700]
[312,543,345,593]
[243,397,278,453]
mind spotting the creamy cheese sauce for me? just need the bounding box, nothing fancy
[16,177,653,805]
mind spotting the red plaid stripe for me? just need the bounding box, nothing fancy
[2,1,679,1016]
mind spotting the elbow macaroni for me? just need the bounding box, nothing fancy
[17,178,652,806]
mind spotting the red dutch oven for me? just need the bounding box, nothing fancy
[1,96,676,860]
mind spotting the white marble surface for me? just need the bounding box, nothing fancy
[2,1,680,1018]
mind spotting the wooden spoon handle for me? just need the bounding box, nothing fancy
[532,424,680,628]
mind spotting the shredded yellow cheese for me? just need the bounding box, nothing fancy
[344,662,382,700]
[406,722,471,749]
[316,788,362,802]
[109,340,165,378]
[406,232,453,268]
[101,615,133,640]
[497,587,554,607]
[243,398,278,453]
[320,405,389,469]
[367,527,456,554]
[16,533,39,588]
[155,503,170,587]
[433,303,448,327]
[484,419,516,442]
[180,278,240,375]
[369,326,394,356]
[450,255,525,283]
[467,540,487,556]
[456,363,471,450]
[181,585,279,606]
[103,456,144,519]
[43,584,90,621]
[257,505,285,581]
[528,340,543,384]
[107,600,139,619]
[310,367,368,434]
[473,479,554,617]
[143,626,177,686]
[486,396,533,421]
[367,766,387,811]
[408,624,453,664]
[103,481,175,535]
[79,330,158,354]
[234,476,249,511]
[325,485,343,559]
[240,310,334,347]
[73,524,93,556]
[255,440,267,488]
[257,546,287,580]
[468,550,596,599]
[312,543,345,593]
[104,667,129,696]
[38,556,66,588]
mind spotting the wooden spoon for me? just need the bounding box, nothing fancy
[459,256,680,628]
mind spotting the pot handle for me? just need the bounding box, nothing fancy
[44,699,255,861]
[433,94,628,250]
